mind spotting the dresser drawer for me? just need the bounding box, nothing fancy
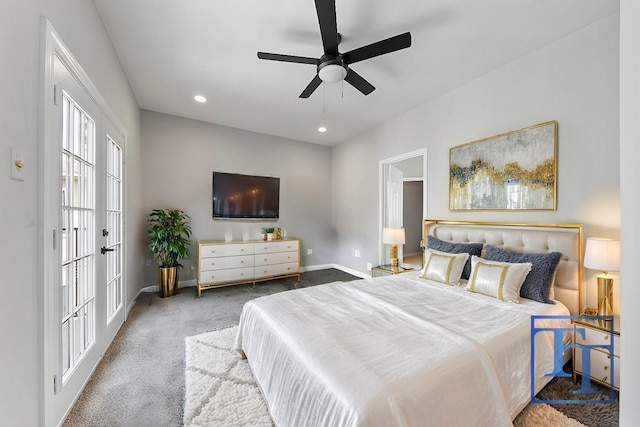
[199,266,254,284]
[574,348,620,389]
[200,243,255,258]
[255,261,299,279]
[254,240,299,254]
[575,327,620,357]
[254,251,299,266]
[199,254,254,272]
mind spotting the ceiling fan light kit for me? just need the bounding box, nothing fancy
[318,58,347,83]
[257,0,411,98]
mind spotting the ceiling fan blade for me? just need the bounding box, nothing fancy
[299,75,323,98]
[343,32,412,65]
[258,52,318,65]
[344,69,375,95]
[314,0,339,55]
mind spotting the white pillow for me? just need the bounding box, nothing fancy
[466,255,532,302]
[421,249,469,285]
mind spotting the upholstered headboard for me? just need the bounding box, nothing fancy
[423,220,583,315]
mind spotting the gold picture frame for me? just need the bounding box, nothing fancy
[449,121,557,210]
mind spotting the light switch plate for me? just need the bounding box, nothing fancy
[11,147,25,181]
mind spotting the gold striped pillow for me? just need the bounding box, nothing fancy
[466,255,532,302]
[421,249,469,285]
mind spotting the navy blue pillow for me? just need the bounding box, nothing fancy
[484,245,563,304]
[427,236,483,280]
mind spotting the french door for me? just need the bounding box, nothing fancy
[43,34,125,426]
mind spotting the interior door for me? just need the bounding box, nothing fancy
[385,164,404,261]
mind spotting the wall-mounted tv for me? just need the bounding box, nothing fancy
[212,172,280,219]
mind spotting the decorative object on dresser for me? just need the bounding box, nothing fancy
[146,209,192,298]
[197,239,300,297]
[573,312,620,392]
[382,227,405,267]
[449,121,557,211]
[263,227,275,241]
[583,238,620,316]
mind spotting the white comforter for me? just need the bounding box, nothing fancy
[235,272,569,427]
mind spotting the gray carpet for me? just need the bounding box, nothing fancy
[63,268,618,426]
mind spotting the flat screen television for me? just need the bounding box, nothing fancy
[212,172,280,219]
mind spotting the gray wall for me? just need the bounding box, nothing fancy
[332,15,620,303]
[0,0,142,424]
[619,0,640,423]
[140,111,335,286]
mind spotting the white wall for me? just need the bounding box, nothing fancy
[140,111,335,286]
[332,15,621,299]
[0,1,142,425]
[619,0,640,424]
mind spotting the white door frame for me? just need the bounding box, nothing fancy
[378,148,428,265]
[39,19,127,427]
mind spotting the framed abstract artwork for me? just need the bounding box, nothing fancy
[449,121,557,210]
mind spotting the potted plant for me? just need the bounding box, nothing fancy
[147,209,192,297]
[264,227,275,241]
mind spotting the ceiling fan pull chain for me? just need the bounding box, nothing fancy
[323,83,326,113]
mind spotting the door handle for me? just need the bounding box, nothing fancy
[101,246,115,254]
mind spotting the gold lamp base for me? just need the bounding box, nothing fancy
[390,244,399,267]
[596,275,613,317]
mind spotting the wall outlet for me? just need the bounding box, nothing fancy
[190,265,195,271]
[366,262,372,271]
[145,259,152,267]
[354,249,361,258]
[307,249,313,255]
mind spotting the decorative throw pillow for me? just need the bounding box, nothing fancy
[484,245,563,304]
[466,256,532,303]
[421,249,469,285]
[426,235,484,280]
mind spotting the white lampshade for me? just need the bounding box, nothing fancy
[382,227,405,245]
[584,238,620,272]
[318,64,347,83]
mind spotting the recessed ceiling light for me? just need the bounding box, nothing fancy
[318,126,327,133]
[194,95,207,103]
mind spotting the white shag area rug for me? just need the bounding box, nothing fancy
[184,326,272,427]
[184,326,586,427]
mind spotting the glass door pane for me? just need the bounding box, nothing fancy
[60,92,96,382]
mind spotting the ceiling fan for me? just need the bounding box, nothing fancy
[257,0,412,98]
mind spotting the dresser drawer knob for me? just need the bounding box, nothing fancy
[264,258,268,262]
[604,365,609,371]
[602,376,608,382]
[603,335,609,340]
[210,275,215,279]
[240,260,244,264]
[240,273,244,276]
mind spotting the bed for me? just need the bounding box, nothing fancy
[235,220,583,426]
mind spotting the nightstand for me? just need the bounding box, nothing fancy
[371,264,414,277]
[573,311,620,390]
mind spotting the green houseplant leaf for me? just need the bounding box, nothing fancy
[147,209,192,268]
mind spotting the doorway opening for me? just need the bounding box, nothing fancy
[379,148,427,268]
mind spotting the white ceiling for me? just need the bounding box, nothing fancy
[94,0,617,146]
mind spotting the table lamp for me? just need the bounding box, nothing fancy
[383,227,405,267]
[583,237,620,316]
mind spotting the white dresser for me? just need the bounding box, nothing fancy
[197,239,300,297]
